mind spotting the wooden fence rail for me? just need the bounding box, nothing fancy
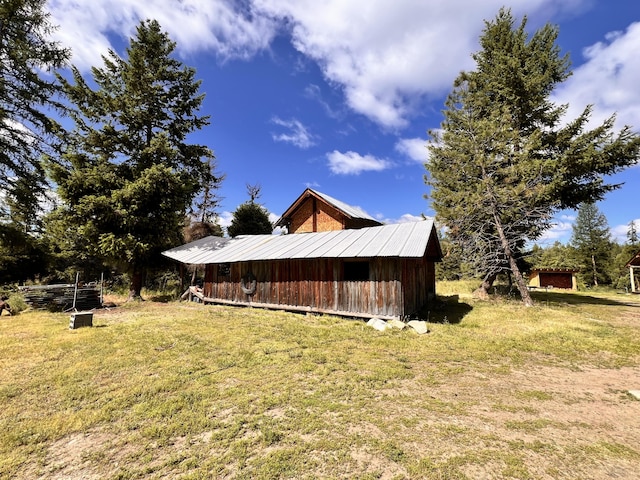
[19,284,102,311]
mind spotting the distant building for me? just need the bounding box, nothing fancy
[274,188,382,233]
[625,249,640,293]
[528,268,578,290]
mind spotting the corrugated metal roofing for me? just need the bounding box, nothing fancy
[274,188,382,227]
[163,220,437,265]
[161,235,230,265]
[311,189,378,221]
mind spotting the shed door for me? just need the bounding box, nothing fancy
[539,272,572,289]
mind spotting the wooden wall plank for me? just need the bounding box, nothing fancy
[201,254,437,319]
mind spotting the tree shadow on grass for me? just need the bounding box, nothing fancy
[530,289,640,307]
[146,293,178,303]
[419,295,473,325]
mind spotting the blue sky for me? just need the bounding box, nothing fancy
[47,0,640,244]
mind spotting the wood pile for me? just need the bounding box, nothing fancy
[19,284,102,311]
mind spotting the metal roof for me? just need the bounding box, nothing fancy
[274,188,381,227]
[161,235,229,265]
[162,219,438,265]
[311,189,378,222]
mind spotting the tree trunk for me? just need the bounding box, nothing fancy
[506,252,533,306]
[128,270,144,301]
[473,272,496,300]
[492,211,534,306]
[591,254,598,287]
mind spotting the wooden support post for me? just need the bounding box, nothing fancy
[72,272,79,311]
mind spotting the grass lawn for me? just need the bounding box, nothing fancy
[1,283,639,479]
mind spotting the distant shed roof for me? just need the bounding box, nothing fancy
[530,268,579,273]
[626,249,640,267]
[274,188,381,227]
[163,220,440,265]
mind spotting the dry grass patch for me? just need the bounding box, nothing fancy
[1,287,639,479]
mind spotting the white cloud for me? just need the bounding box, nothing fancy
[49,0,278,71]
[304,84,341,119]
[395,137,427,164]
[379,213,425,224]
[537,213,575,245]
[326,150,392,175]
[552,22,640,132]
[218,210,234,229]
[49,0,617,131]
[271,117,317,149]
[253,0,563,128]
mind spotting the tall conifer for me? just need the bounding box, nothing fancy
[426,9,640,305]
[0,0,69,222]
[48,20,220,298]
[570,203,611,286]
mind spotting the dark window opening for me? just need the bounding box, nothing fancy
[344,261,369,281]
[218,263,230,277]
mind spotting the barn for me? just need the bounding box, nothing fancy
[528,268,578,290]
[162,220,443,320]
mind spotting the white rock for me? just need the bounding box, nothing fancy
[367,318,391,331]
[407,320,429,334]
[388,319,407,330]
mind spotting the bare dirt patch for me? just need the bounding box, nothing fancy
[36,430,132,480]
[396,363,640,479]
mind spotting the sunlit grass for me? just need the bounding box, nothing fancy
[1,284,639,479]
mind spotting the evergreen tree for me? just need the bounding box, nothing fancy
[227,184,273,237]
[48,20,220,299]
[184,156,224,242]
[627,221,639,247]
[0,221,49,284]
[570,203,612,286]
[191,156,224,224]
[426,9,640,306]
[531,241,580,270]
[0,0,69,218]
[435,231,465,281]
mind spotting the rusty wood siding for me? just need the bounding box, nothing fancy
[400,255,437,315]
[203,265,215,298]
[289,196,346,233]
[289,198,314,233]
[202,257,424,318]
[539,272,573,289]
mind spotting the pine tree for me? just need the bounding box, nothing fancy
[532,241,580,270]
[426,8,640,306]
[570,203,611,286]
[227,184,273,237]
[0,0,68,240]
[48,20,220,299]
[627,221,639,247]
[184,156,225,242]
